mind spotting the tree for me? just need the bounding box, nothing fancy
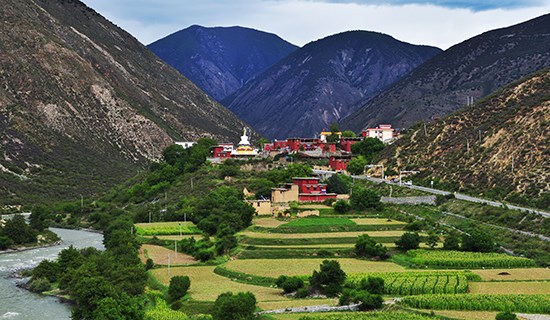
[355,234,388,259]
[275,275,304,294]
[341,130,356,138]
[351,138,385,162]
[443,232,461,250]
[256,137,270,150]
[339,289,383,310]
[395,232,421,250]
[425,232,439,248]
[360,276,385,295]
[0,236,13,250]
[212,292,257,320]
[349,186,382,210]
[3,214,36,244]
[496,311,518,320]
[248,178,275,200]
[461,228,495,252]
[346,156,368,175]
[326,174,350,194]
[310,260,346,297]
[162,144,186,166]
[168,276,191,301]
[333,200,351,214]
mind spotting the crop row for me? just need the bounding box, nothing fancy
[298,311,437,320]
[347,271,477,295]
[400,294,550,313]
[145,295,189,320]
[406,249,536,268]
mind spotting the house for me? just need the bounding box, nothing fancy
[211,143,233,159]
[362,124,396,143]
[339,137,362,153]
[271,183,299,203]
[246,200,272,215]
[329,155,352,171]
[292,177,337,202]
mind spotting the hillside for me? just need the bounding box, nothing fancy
[148,25,298,101]
[223,31,441,139]
[0,0,249,205]
[343,13,550,132]
[378,67,550,209]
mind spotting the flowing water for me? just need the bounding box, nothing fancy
[0,228,104,319]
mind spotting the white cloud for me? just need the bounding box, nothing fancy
[81,0,550,49]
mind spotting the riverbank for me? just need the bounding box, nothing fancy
[0,240,63,255]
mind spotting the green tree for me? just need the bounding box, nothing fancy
[425,232,439,248]
[349,186,382,210]
[310,260,346,297]
[443,232,461,250]
[341,130,356,138]
[0,236,13,250]
[461,228,495,252]
[395,232,421,250]
[326,174,350,194]
[248,178,275,200]
[212,292,257,320]
[32,259,60,283]
[275,275,304,293]
[351,138,385,162]
[333,200,351,214]
[162,144,186,166]
[3,215,36,244]
[256,137,270,150]
[355,234,388,259]
[346,156,368,175]
[168,276,191,301]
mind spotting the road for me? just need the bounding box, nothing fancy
[313,169,550,218]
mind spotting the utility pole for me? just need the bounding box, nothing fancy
[149,211,152,223]
[466,140,470,152]
[175,240,178,256]
[190,177,194,190]
[511,155,514,173]
[423,123,427,136]
[168,254,171,277]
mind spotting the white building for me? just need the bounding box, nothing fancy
[362,124,396,143]
[175,141,196,149]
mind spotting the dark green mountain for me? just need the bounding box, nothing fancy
[343,13,550,132]
[0,0,249,205]
[223,31,441,139]
[148,25,298,101]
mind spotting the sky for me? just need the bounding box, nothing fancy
[80,0,550,49]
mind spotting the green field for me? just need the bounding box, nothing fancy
[281,217,357,227]
[399,249,537,269]
[134,221,201,236]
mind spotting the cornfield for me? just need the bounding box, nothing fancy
[406,249,536,268]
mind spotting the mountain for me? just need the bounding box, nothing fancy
[0,0,250,205]
[148,25,298,101]
[377,67,550,209]
[222,31,441,139]
[343,14,550,132]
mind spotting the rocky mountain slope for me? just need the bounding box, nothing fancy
[223,31,441,139]
[378,67,550,209]
[343,13,550,132]
[148,25,298,101]
[0,0,249,204]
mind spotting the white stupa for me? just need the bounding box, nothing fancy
[230,127,258,157]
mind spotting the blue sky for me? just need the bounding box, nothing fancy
[80,0,550,49]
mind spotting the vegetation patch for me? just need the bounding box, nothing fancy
[298,310,443,320]
[400,293,550,313]
[469,281,550,295]
[472,268,550,281]
[398,249,537,269]
[135,222,201,236]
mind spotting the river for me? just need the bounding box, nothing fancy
[0,228,104,319]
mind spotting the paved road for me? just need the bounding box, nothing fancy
[313,170,550,218]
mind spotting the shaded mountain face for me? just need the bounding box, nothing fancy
[148,25,298,101]
[342,13,550,132]
[223,31,441,139]
[377,67,550,208]
[0,0,249,204]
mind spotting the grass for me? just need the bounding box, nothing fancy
[420,310,498,320]
[472,268,550,281]
[257,298,337,311]
[240,236,400,246]
[469,281,550,294]
[253,218,287,228]
[141,234,203,241]
[134,221,201,235]
[280,217,356,227]
[398,249,536,269]
[351,218,407,225]
[239,231,406,239]
[149,266,284,301]
[224,258,407,277]
[139,244,195,265]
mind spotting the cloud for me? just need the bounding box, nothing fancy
[81,0,550,49]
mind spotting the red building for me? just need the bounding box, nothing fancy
[211,143,233,158]
[339,137,362,153]
[329,155,351,171]
[292,177,337,202]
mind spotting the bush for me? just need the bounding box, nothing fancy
[168,276,190,301]
[496,311,517,320]
[280,276,304,294]
[443,233,461,251]
[295,287,309,298]
[145,258,154,271]
[212,292,256,320]
[349,187,381,210]
[358,277,385,295]
[333,200,351,214]
[28,277,52,293]
[0,236,14,250]
[395,232,421,250]
[461,228,495,252]
[355,234,388,259]
[339,289,383,310]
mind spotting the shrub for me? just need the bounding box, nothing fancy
[496,311,517,320]
[145,258,154,271]
[349,187,381,210]
[443,233,461,251]
[295,287,309,298]
[168,276,190,301]
[355,234,388,259]
[339,289,383,310]
[310,260,346,297]
[279,276,304,294]
[358,277,385,295]
[28,277,52,293]
[334,200,351,214]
